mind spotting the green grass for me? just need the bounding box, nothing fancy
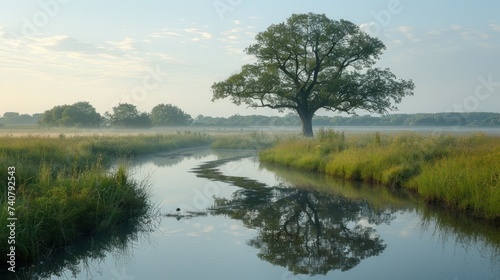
[408,143,500,219]
[260,129,500,221]
[0,132,212,266]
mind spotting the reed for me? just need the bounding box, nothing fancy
[260,129,500,221]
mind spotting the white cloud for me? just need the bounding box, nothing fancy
[216,26,256,56]
[150,30,182,38]
[0,27,185,88]
[397,25,420,42]
[385,23,500,59]
[389,39,403,45]
[489,23,500,32]
[150,27,213,42]
[427,29,443,36]
[33,35,106,53]
[359,22,376,33]
[459,30,490,40]
[183,28,212,40]
[105,37,136,51]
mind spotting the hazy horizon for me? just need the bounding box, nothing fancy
[1,0,500,118]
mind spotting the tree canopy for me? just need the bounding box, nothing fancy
[38,102,102,127]
[212,13,414,136]
[107,103,152,127]
[151,103,193,126]
[0,112,41,126]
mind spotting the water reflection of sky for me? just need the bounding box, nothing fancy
[133,149,242,213]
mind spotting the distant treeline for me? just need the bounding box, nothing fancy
[1,103,499,128]
[193,112,500,127]
[0,102,192,128]
[0,112,42,126]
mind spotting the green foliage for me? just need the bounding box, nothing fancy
[315,128,346,153]
[108,103,152,128]
[408,138,500,220]
[151,103,193,126]
[260,132,500,221]
[38,102,102,127]
[0,112,41,126]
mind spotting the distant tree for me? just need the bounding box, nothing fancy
[1,112,35,126]
[38,102,101,127]
[60,106,78,126]
[110,103,138,126]
[109,103,152,127]
[269,117,285,126]
[69,101,102,126]
[39,105,69,126]
[212,13,414,137]
[52,105,68,125]
[132,112,152,127]
[39,110,53,126]
[150,104,192,126]
[3,112,20,119]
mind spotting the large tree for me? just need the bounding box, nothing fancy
[212,13,414,136]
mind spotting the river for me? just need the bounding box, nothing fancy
[16,147,500,279]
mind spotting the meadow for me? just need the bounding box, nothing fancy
[259,129,500,221]
[0,132,212,266]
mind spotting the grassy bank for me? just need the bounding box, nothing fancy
[0,132,212,267]
[260,129,500,221]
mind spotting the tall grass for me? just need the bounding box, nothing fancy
[260,129,500,221]
[408,141,500,219]
[0,132,212,266]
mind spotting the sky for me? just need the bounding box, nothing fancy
[1,0,499,118]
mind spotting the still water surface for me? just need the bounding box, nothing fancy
[18,148,500,279]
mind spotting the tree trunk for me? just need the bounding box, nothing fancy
[298,111,314,137]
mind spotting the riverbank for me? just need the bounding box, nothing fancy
[0,132,212,268]
[259,129,500,222]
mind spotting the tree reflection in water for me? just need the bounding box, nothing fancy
[193,156,395,276]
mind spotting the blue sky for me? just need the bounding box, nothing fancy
[1,0,499,117]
